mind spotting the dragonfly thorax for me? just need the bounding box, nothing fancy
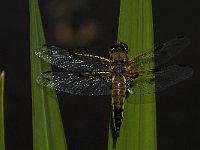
[110,51,128,61]
[112,60,127,75]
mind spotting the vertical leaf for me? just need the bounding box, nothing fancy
[0,71,5,150]
[108,0,157,149]
[29,0,68,150]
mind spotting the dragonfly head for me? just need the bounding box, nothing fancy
[110,42,128,61]
[110,42,128,53]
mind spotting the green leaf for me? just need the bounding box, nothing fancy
[108,0,157,149]
[29,0,68,150]
[0,71,5,150]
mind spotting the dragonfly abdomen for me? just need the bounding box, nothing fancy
[111,75,126,135]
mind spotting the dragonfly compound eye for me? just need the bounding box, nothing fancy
[110,44,118,53]
[120,42,128,53]
[110,42,129,53]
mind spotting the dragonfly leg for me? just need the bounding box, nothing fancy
[125,71,139,78]
[126,59,135,66]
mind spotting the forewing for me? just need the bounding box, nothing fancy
[36,71,112,96]
[131,36,190,70]
[127,65,193,103]
[130,51,154,71]
[154,36,190,67]
[35,46,111,72]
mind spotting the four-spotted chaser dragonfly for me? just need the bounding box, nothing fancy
[35,36,193,136]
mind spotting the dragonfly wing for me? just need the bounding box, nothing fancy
[130,51,154,71]
[131,36,190,70]
[127,64,193,103]
[36,71,112,96]
[154,64,193,92]
[35,45,111,72]
[126,74,155,104]
[126,73,155,95]
[155,36,190,67]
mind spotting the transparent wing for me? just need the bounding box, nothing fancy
[35,45,111,72]
[127,65,193,103]
[36,71,112,96]
[131,36,190,70]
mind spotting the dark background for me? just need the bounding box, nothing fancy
[0,0,199,150]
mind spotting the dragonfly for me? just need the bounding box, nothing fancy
[35,36,193,136]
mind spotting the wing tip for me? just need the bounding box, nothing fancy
[177,35,191,45]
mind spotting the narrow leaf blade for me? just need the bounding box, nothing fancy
[0,71,5,150]
[108,0,157,149]
[29,0,68,149]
